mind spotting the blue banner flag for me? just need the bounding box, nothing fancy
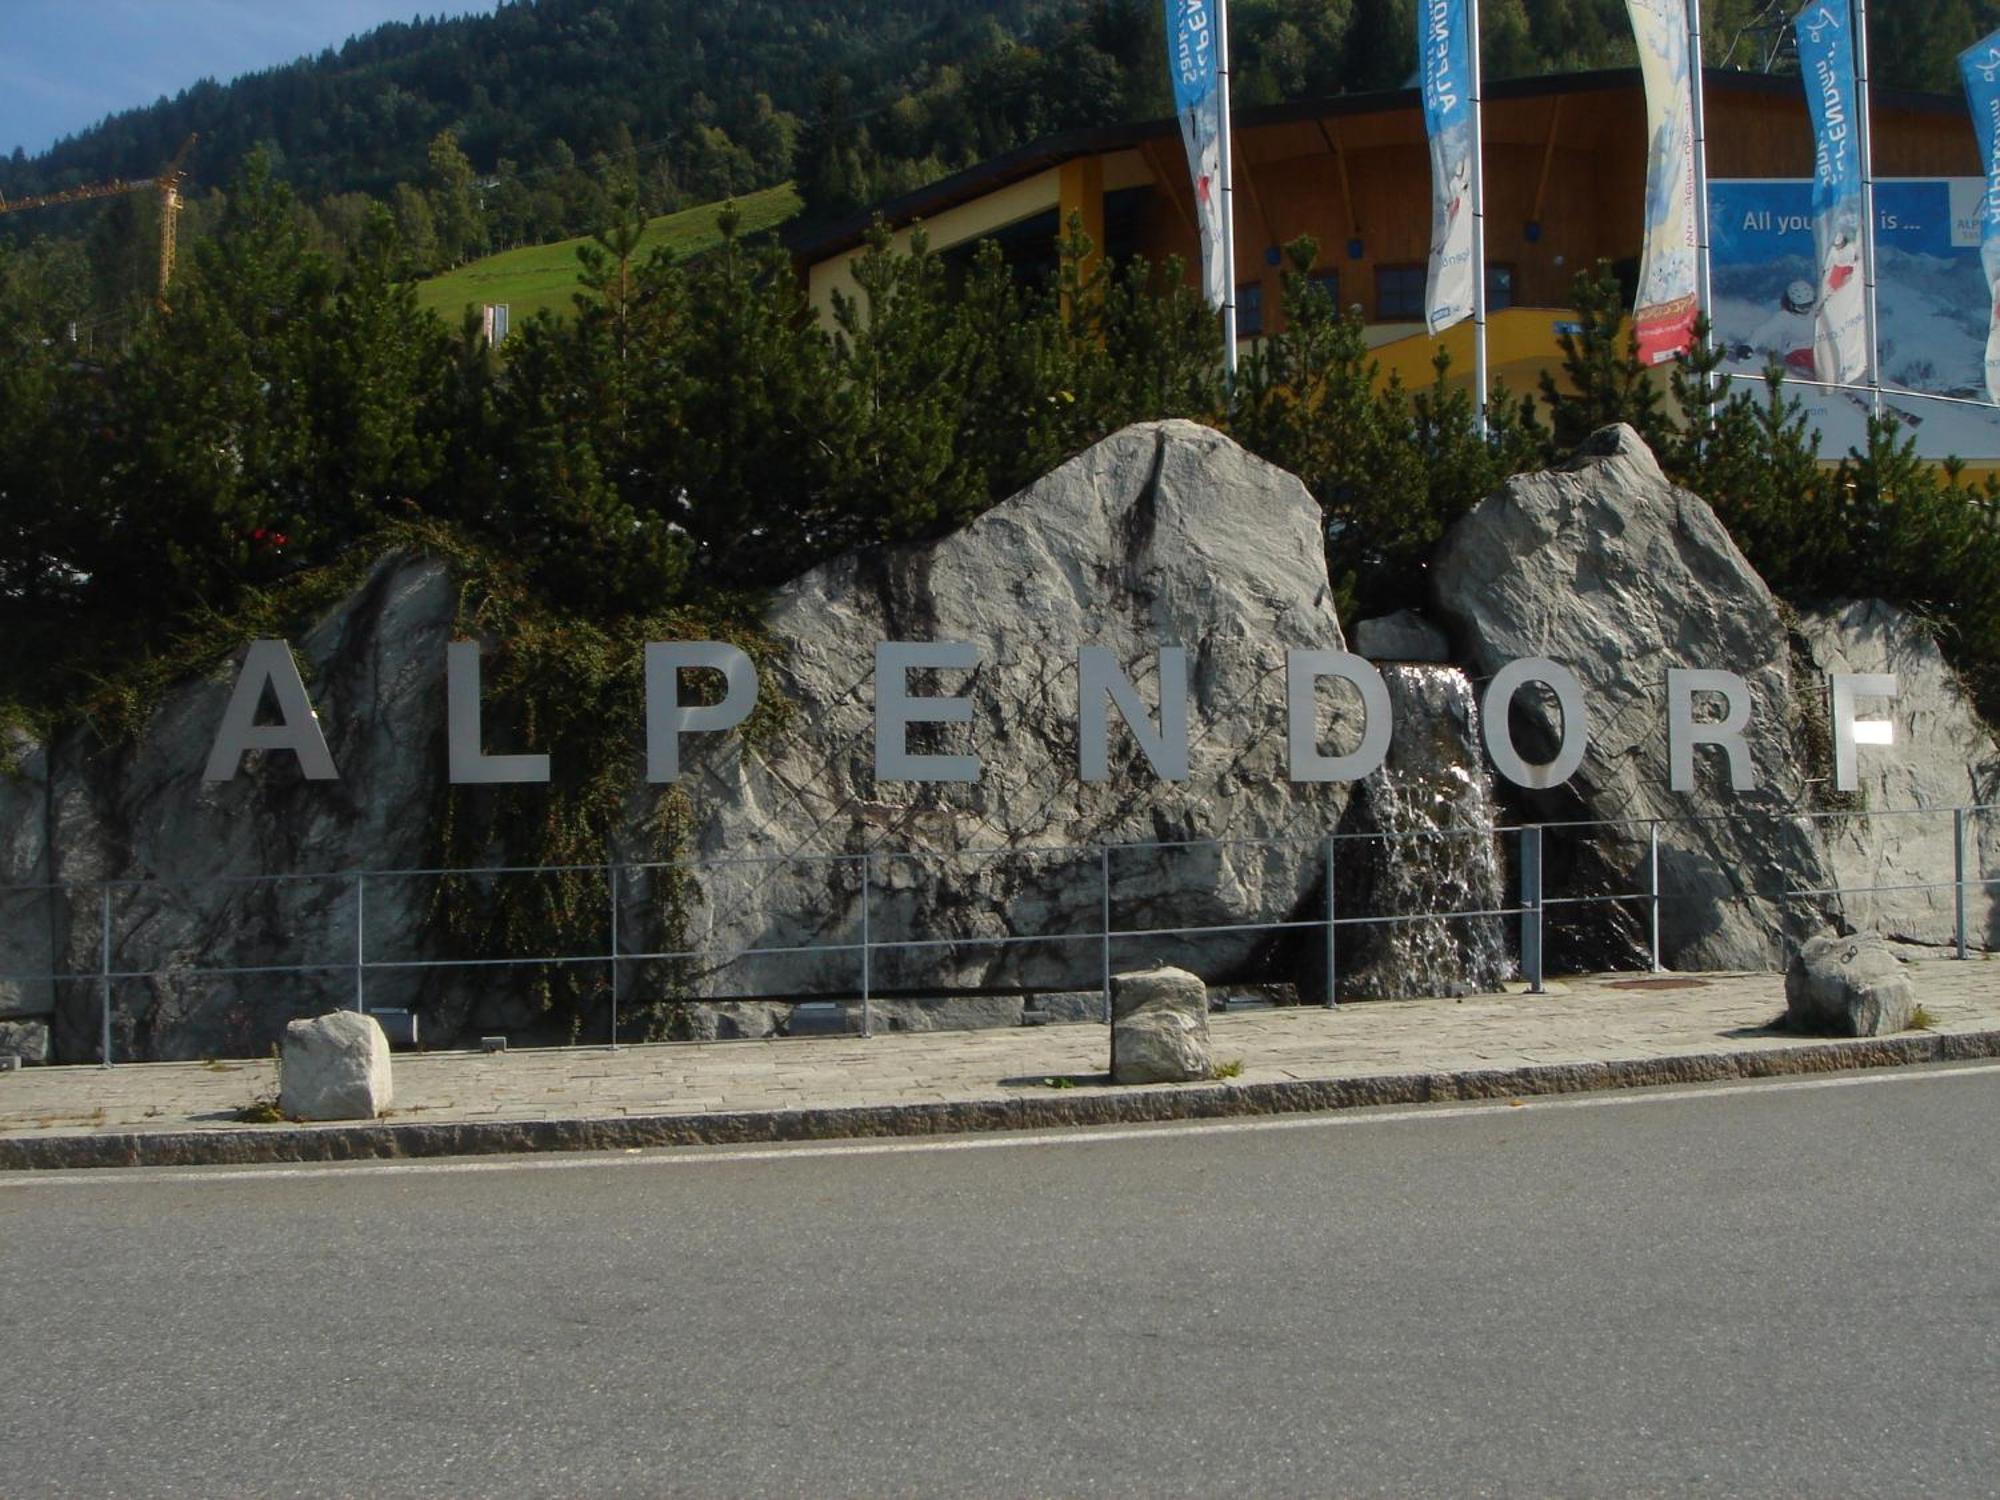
[1961,28,2000,402]
[1165,0,1227,310]
[1795,1,1869,383]
[1419,0,1476,335]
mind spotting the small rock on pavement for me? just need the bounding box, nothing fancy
[1785,933,1915,1037]
[280,1011,393,1121]
[1111,967,1213,1084]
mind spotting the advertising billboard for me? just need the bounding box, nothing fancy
[1709,177,2000,461]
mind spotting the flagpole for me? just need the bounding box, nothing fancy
[1853,0,1882,416]
[1688,0,1715,428]
[1217,0,1239,380]
[1469,0,1488,436]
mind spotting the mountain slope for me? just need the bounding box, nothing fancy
[0,0,1064,202]
[414,182,801,324]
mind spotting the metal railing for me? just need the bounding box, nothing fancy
[0,803,1993,1066]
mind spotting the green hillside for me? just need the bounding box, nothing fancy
[414,183,803,326]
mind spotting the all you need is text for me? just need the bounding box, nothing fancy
[203,639,1903,797]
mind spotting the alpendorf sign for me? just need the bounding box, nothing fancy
[203,638,1901,796]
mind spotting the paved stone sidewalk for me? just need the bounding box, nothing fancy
[3,960,1997,1168]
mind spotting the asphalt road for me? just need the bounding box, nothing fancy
[3,1064,1998,1498]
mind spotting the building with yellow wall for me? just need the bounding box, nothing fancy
[789,67,1979,411]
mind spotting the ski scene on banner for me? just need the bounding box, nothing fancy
[1961,27,2000,405]
[1165,0,1227,312]
[1420,0,1476,336]
[1796,0,1869,386]
[1625,0,1700,365]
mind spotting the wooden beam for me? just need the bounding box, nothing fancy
[1237,154,1281,259]
[1316,117,1360,242]
[1140,137,1199,237]
[1530,97,1567,228]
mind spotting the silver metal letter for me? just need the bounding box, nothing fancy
[875,641,981,784]
[447,640,550,785]
[203,639,339,782]
[1078,646,1190,783]
[645,642,759,783]
[1667,668,1756,793]
[1829,672,1898,793]
[1482,658,1589,790]
[1285,650,1392,783]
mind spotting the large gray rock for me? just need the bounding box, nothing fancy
[0,1018,50,1064]
[1796,601,2000,952]
[1354,610,1451,663]
[1110,966,1212,1083]
[0,732,55,1028]
[632,420,1351,1004]
[665,1001,788,1042]
[279,1010,393,1120]
[29,555,458,1062]
[1785,933,1915,1036]
[1434,424,1834,971]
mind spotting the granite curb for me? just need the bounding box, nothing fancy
[6,1027,1997,1172]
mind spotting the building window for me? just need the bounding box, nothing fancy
[1376,264,1426,322]
[1236,281,1264,337]
[1378,263,1515,322]
[1309,269,1340,309]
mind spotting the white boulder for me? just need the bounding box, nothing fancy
[279,1010,393,1121]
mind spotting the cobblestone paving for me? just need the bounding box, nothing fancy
[4,961,1996,1144]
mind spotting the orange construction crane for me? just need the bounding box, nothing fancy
[0,135,197,311]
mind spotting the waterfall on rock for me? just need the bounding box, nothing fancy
[1338,664,1514,999]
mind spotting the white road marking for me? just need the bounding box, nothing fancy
[5,1060,1996,1189]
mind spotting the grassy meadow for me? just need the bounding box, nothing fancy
[414,182,803,325]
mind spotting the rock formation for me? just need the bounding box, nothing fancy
[1434,424,1836,971]
[1,419,1993,1062]
[0,557,457,1061]
[1794,601,2000,953]
[1432,423,1999,973]
[626,419,1354,1008]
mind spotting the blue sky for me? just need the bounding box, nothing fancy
[3,0,500,158]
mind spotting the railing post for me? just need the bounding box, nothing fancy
[354,872,367,1014]
[859,853,872,1038]
[1648,819,1663,973]
[1100,845,1113,1026]
[99,883,112,1068]
[608,862,621,1049]
[1955,807,1970,962]
[1323,835,1338,1010]
[1521,826,1545,995]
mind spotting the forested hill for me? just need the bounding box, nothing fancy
[0,0,1065,206]
[5,0,1991,237]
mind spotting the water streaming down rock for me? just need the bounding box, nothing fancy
[1337,664,1514,999]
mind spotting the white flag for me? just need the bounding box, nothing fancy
[1626,0,1701,365]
